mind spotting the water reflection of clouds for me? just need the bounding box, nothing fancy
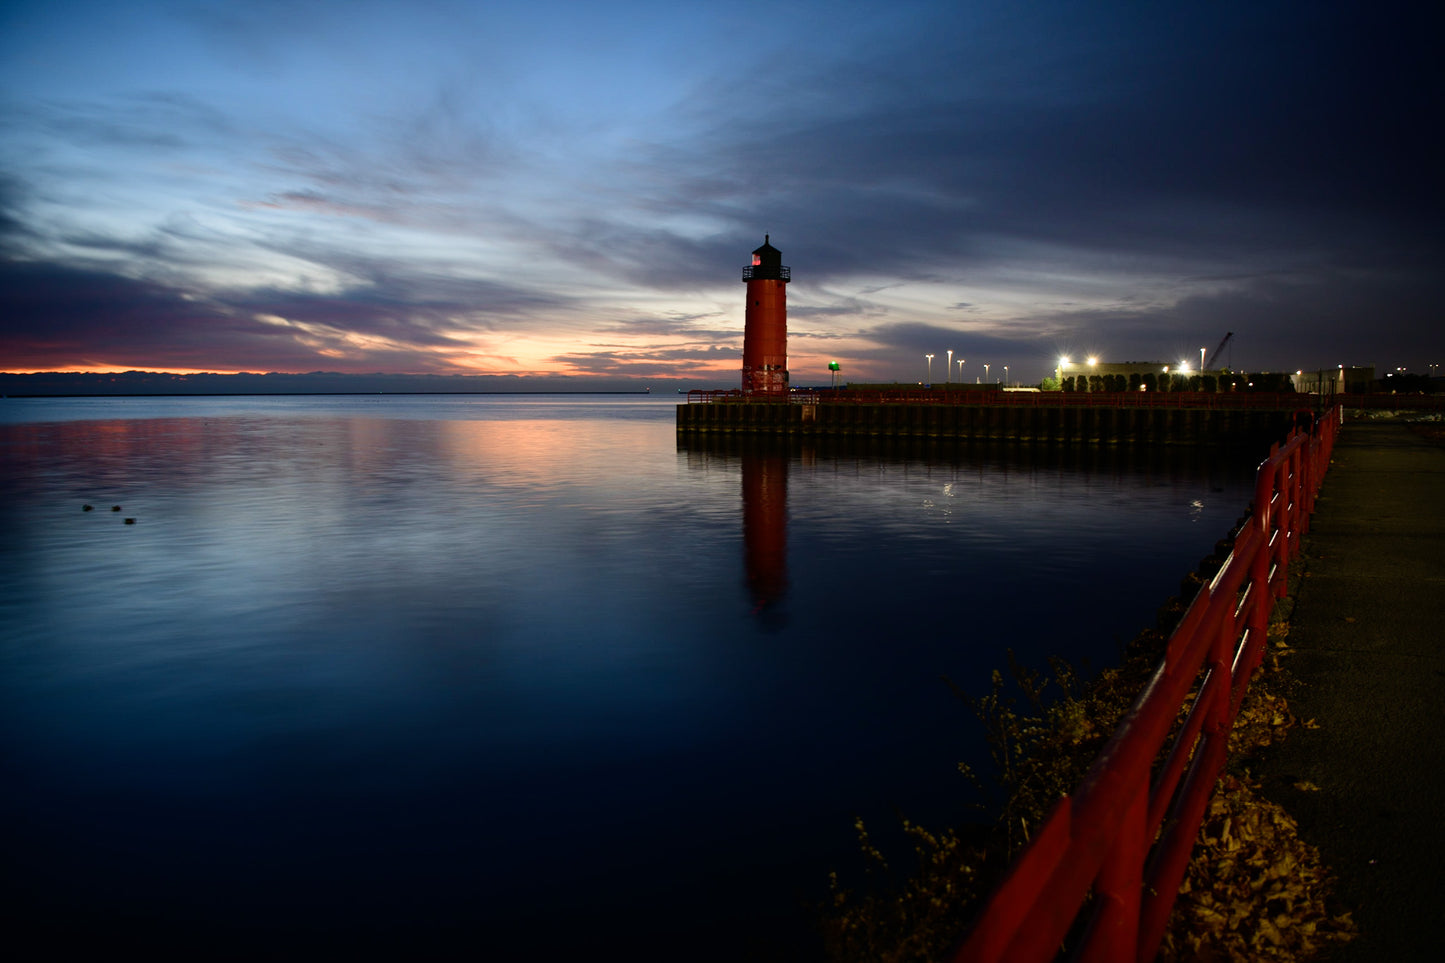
[5,410,737,726]
[435,417,673,497]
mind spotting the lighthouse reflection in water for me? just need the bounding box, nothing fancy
[743,441,790,620]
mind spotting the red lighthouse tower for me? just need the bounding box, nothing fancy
[741,235,790,396]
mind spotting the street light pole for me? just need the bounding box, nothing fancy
[1003,365,1008,388]
[946,349,953,384]
[925,354,934,385]
[983,363,990,383]
[958,358,965,383]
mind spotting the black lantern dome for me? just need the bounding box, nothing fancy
[742,234,790,282]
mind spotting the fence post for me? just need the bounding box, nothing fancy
[1079,785,1146,963]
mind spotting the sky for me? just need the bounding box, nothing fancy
[2,0,1440,387]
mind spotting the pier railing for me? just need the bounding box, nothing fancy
[685,389,1442,411]
[949,404,1341,963]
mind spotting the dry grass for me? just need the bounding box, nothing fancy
[821,546,1357,962]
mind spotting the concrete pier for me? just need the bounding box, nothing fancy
[677,400,1296,446]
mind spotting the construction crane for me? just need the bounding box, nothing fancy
[1205,332,1233,370]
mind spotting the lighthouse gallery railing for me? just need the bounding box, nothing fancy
[949,404,1341,962]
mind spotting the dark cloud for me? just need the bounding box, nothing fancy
[1163,269,1442,371]
[789,294,889,322]
[622,2,1442,291]
[0,259,248,369]
[550,343,739,379]
[594,312,737,342]
[853,321,1043,365]
[0,173,34,256]
[986,263,1444,374]
[0,258,566,373]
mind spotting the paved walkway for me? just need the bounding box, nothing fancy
[1257,420,1445,961]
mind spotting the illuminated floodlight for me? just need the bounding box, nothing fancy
[1087,356,1098,366]
[1178,361,1191,374]
[1059,356,1070,366]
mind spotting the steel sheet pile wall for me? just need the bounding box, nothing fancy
[677,400,1294,447]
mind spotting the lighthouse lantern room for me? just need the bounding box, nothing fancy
[741,235,790,396]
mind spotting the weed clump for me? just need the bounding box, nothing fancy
[822,818,987,963]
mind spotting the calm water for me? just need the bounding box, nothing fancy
[1,395,1258,960]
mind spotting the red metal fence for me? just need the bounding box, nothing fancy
[949,404,1341,963]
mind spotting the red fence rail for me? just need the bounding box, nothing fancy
[949,404,1342,963]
